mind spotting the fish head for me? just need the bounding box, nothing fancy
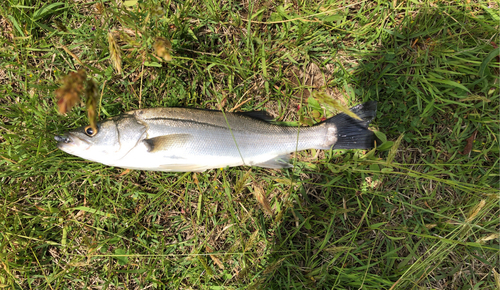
[55,115,147,164]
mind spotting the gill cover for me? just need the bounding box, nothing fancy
[112,115,148,159]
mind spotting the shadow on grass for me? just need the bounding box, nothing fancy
[258,6,499,290]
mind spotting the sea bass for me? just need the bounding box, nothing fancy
[55,101,377,172]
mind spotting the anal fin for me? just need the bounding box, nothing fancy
[158,163,208,172]
[253,154,293,169]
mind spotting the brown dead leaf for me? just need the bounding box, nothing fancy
[459,130,478,155]
[193,173,199,186]
[119,169,131,176]
[253,184,273,216]
[95,3,104,14]
[55,69,87,114]
[206,246,224,270]
[153,37,172,62]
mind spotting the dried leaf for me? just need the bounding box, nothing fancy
[312,91,362,120]
[466,199,485,222]
[253,184,273,216]
[206,246,224,270]
[192,173,199,186]
[55,69,87,114]
[459,130,478,155]
[476,233,500,244]
[53,19,68,32]
[364,176,382,189]
[95,3,104,14]
[119,169,131,176]
[493,268,500,289]
[154,37,172,62]
[108,31,122,74]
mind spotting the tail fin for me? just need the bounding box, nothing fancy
[326,101,377,150]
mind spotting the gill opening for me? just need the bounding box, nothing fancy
[116,118,149,162]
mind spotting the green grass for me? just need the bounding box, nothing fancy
[1,0,499,289]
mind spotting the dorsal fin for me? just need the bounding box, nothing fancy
[236,111,275,122]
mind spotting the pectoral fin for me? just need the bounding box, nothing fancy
[143,134,192,153]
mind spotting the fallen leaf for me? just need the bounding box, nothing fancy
[119,169,131,176]
[459,130,478,156]
[153,37,172,62]
[206,246,224,270]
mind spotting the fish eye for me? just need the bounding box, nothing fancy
[84,125,97,137]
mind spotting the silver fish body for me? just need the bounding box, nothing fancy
[55,102,377,172]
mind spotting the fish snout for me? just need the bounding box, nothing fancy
[54,135,70,143]
[55,134,73,151]
[55,133,91,153]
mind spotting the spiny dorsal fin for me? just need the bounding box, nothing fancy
[143,134,192,153]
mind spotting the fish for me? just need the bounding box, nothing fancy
[55,101,377,172]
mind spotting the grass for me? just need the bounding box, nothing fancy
[0,0,499,289]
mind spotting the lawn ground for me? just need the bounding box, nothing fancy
[0,0,499,289]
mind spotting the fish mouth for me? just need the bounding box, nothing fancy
[55,135,71,144]
[55,133,90,152]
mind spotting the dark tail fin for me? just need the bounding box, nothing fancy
[326,101,377,150]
